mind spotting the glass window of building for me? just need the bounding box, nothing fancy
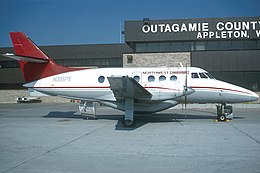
[159,42,171,51]
[86,59,93,66]
[171,42,182,51]
[257,40,260,49]
[232,40,244,50]
[93,59,101,66]
[101,59,109,66]
[206,41,219,50]
[244,40,257,50]
[220,41,232,50]
[135,43,147,52]
[193,42,205,51]
[147,42,159,52]
[0,61,19,68]
[183,42,193,51]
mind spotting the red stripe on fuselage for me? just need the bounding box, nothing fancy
[29,86,251,95]
[29,86,178,91]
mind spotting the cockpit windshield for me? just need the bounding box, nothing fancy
[191,72,215,79]
[191,73,199,78]
[199,73,208,78]
[205,72,215,79]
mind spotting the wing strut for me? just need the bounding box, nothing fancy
[124,98,134,126]
[123,77,135,126]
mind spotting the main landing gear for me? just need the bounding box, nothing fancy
[122,118,136,127]
[79,101,97,120]
[122,98,136,127]
[216,104,233,121]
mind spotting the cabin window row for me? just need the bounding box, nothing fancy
[145,75,177,82]
[98,75,178,83]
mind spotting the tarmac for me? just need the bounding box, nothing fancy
[0,103,260,173]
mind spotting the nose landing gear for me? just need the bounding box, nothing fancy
[216,104,233,121]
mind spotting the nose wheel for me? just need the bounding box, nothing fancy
[216,104,233,121]
[218,114,226,121]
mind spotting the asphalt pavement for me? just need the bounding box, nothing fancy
[0,103,260,173]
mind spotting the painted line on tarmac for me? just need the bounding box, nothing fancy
[228,122,260,145]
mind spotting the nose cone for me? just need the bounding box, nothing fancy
[215,80,259,103]
[250,92,259,102]
[241,89,259,102]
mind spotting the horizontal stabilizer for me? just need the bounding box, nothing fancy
[2,53,49,63]
[28,88,51,97]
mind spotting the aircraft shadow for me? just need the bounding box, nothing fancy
[43,111,243,131]
[43,111,83,119]
[114,113,218,130]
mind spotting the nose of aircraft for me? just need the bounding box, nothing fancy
[242,88,259,102]
[250,91,259,102]
[217,80,259,103]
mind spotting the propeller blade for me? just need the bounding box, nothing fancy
[184,63,188,119]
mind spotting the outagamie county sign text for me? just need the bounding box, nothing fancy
[142,21,260,39]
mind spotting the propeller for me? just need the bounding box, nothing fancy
[181,63,195,120]
[184,64,188,119]
[181,64,188,119]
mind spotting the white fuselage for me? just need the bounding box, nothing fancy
[24,67,259,112]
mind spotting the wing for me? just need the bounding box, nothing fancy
[107,76,152,102]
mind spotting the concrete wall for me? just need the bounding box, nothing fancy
[0,90,70,103]
[123,52,190,68]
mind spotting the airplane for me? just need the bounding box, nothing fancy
[2,32,259,127]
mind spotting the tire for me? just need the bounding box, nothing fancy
[122,119,136,127]
[218,114,226,121]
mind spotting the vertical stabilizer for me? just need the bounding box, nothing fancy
[5,32,85,83]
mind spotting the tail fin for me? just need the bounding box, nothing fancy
[3,32,84,83]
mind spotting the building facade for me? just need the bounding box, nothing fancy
[124,17,260,91]
[0,16,260,91]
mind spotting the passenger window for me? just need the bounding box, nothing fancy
[191,73,199,78]
[98,76,105,83]
[199,73,208,78]
[159,75,166,81]
[205,73,215,79]
[170,75,177,81]
[148,75,155,82]
[133,75,140,82]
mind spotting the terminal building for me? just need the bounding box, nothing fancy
[1,16,260,91]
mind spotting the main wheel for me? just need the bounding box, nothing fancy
[122,119,136,127]
[218,114,226,121]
